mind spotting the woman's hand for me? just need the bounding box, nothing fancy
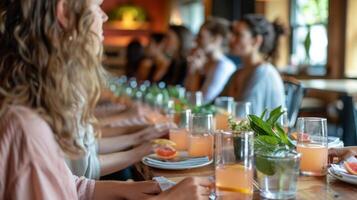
[187,48,206,74]
[152,177,212,200]
[328,147,357,164]
[135,123,171,144]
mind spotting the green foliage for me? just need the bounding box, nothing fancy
[229,117,251,133]
[299,0,328,25]
[191,104,217,114]
[248,106,296,175]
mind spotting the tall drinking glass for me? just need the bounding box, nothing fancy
[188,113,214,158]
[168,109,191,151]
[186,91,203,106]
[296,117,328,176]
[234,101,251,121]
[280,107,289,134]
[256,151,301,199]
[215,131,254,200]
[214,97,235,131]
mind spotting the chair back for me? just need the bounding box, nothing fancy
[341,96,357,146]
[283,76,305,128]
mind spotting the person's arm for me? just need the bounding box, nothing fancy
[152,53,171,82]
[93,177,211,200]
[149,177,212,200]
[98,123,169,154]
[137,58,154,81]
[93,180,161,200]
[329,146,357,163]
[99,142,152,176]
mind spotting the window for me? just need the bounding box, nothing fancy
[290,0,329,75]
[169,0,205,34]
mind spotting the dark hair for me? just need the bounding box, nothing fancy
[150,32,165,44]
[168,25,193,58]
[126,39,145,77]
[241,14,287,60]
[202,17,230,39]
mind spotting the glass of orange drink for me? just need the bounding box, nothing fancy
[188,113,214,158]
[296,117,328,176]
[215,130,254,200]
[168,109,191,151]
[214,97,235,131]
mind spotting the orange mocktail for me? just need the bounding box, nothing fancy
[169,128,188,151]
[188,134,213,158]
[216,164,253,200]
[296,143,328,176]
[215,112,230,131]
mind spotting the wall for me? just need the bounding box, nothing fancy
[102,0,169,32]
[345,0,357,77]
[255,0,290,69]
[102,0,170,47]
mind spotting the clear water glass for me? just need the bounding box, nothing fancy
[186,91,203,106]
[256,151,301,200]
[234,101,251,121]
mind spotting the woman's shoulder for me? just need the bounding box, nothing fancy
[1,105,54,143]
[256,63,280,75]
[2,105,49,128]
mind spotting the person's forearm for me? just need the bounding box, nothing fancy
[94,180,161,200]
[99,149,144,176]
[93,181,126,200]
[184,72,201,92]
[98,134,137,154]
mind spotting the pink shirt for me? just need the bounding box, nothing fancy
[0,106,95,200]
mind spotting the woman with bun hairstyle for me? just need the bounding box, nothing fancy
[223,14,287,115]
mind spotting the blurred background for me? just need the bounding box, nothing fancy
[101,0,357,141]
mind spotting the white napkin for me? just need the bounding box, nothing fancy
[153,176,176,191]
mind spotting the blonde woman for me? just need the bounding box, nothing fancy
[0,0,210,199]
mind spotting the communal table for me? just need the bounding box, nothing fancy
[136,163,357,200]
[300,79,357,146]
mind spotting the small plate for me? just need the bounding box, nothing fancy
[142,151,213,170]
[328,167,357,185]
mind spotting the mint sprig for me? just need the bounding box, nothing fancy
[248,106,296,175]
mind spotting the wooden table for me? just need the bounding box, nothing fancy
[137,163,357,200]
[300,79,357,146]
[300,79,357,95]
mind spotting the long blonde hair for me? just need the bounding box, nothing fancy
[0,0,106,156]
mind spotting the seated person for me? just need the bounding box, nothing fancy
[0,0,210,199]
[154,25,193,86]
[222,14,287,115]
[125,39,150,81]
[185,17,236,103]
[136,33,168,82]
